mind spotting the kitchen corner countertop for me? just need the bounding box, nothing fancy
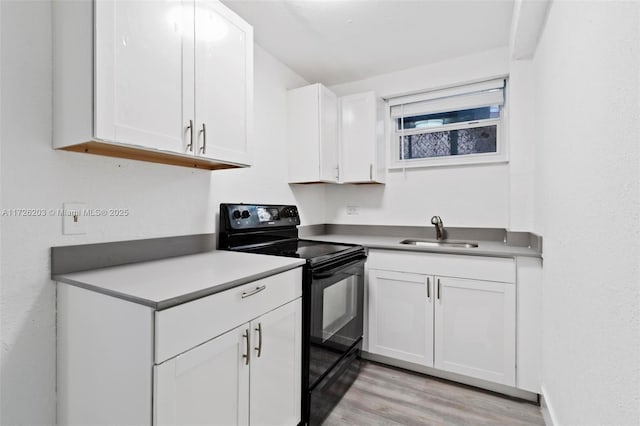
[307,233,542,258]
[53,250,306,310]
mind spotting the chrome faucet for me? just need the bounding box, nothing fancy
[431,216,444,240]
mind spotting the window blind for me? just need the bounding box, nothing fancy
[389,79,505,118]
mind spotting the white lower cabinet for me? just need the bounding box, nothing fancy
[155,325,250,426]
[368,270,433,366]
[367,250,517,388]
[249,300,302,426]
[155,299,301,426]
[434,277,515,385]
[57,267,302,426]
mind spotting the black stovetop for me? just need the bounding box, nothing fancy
[218,203,365,268]
[235,239,365,268]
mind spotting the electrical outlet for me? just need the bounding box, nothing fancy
[63,203,87,235]
[346,206,359,215]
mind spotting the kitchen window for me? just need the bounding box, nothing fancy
[388,79,507,169]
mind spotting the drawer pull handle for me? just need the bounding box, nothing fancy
[186,119,194,152]
[242,329,250,365]
[427,277,430,299]
[437,278,441,300]
[199,122,207,154]
[241,285,266,299]
[255,322,263,358]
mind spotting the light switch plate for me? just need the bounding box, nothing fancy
[63,203,87,235]
[347,206,359,215]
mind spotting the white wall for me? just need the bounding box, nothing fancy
[324,166,509,227]
[1,2,56,423]
[532,2,640,424]
[0,1,320,423]
[0,0,3,417]
[507,59,537,231]
[326,48,513,228]
[206,46,325,224]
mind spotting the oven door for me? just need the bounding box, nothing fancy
[308,256,365,387]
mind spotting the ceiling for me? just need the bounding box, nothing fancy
[222,0,515,86]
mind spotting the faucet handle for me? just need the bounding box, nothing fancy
[431,215,442,225]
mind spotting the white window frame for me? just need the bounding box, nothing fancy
[386,79,508,169]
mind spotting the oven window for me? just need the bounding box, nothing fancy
[322,276,357,341]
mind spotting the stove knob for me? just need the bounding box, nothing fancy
[282,207,297,218]
[241,210,250,219]
[232,210,241,219]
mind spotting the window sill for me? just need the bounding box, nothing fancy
[388,153,508,170]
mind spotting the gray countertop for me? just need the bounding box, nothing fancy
[53,250,305,310]
[51,226,540,310]
[307,233,541,258]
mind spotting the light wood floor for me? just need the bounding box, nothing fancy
[323,361,544,426]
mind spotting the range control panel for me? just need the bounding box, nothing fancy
[221,203,300,230]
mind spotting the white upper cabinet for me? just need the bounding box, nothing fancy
[287,84,339,183]
[94,0,191,153]
[53,0,253,170]
[194,0,252,165]
[286,86,386,184]
[339,92,386,184]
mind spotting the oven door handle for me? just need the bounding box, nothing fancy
[312,257,365,279]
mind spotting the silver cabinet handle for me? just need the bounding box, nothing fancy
[437,278,441,300]
[427,277,430,299]
[242,329,250,365]
[369,163,373,181]
[186,119,194,152]
[241,285,266,299]
[199,123,207,154]
[254,323,262,358]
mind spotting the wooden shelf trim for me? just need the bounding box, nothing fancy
[58,141,246,171]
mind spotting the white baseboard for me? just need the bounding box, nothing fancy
[363,351,538,402]
[540,384,558,426]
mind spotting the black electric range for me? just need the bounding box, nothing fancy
[218,203,366,426]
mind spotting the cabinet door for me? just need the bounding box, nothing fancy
[368,269,433,366]
[318,85,339,182]
[154,325,249,426]
[340,92,376,183]
[95,0,193,153]
[287,84,339,183]
[287,85,321,182]
[250,299,302,426]
[194,0,252,165]
[434,277,515,386]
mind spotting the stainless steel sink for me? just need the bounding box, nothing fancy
[400,239,479,248]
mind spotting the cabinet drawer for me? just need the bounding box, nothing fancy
[155,268,302,363]
[368,250,515,283]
